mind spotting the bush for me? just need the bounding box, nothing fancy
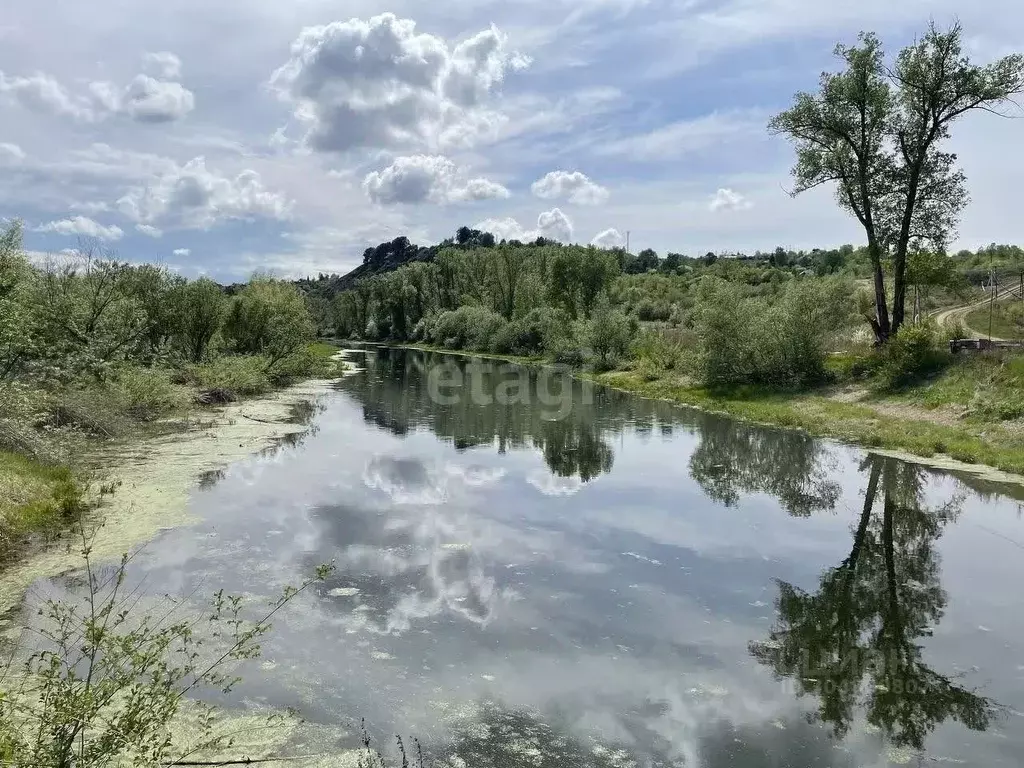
[168,278,227,363]
[223,277,315,365]
[184,355,273,398]
[875,323,952,390]
[631,328,686,373]
[266,344,341,385]
[48,385,134,437]
[489,307,562,356]
[690,276,852,389]
[634,299,672,322]
[426,306,507,351]
[586,301,635,371]
[110,367,190,421]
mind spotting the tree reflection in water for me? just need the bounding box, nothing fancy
[750,455,996,750]
[336,347,619,483]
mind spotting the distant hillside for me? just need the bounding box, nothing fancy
[294,226,501,301]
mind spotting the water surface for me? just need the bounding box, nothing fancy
[87,348,1024,765]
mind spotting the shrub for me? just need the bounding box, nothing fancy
[875,323,952,390]
[634,299,672,322]
[168,278,227,363]
[184,355,273,398]
[0,535,332,767]
[426,306,507,351]
[110,367,190,421]
[489,307,561,356]
[690,276,852,389]
[631,328,686,373]
[586,301,635,371]
[941,318,969,341]
[48,385,134,437]
[223,277,315,365]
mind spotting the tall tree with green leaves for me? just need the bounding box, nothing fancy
[770,22,1024,343]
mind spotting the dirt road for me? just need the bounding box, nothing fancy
[930,286,1018,340]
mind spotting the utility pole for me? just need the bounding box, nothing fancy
[625,231,630,255]
[988,259,996,341]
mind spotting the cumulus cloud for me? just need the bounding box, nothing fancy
[142,51,182,80]
[591,227,625,248]
[363,154,509,205]
[114,75,194,123]
[117,156,293,230]
[0,71,94,121]
[172,248,191,257]
[37,216,124,241]
[270,13,528,154]
[475,207,573,243]
[531,170,609,205]
[135,224,163,238]
[708,187,752,212]
[537,208,573,242]
[0,55,193,123]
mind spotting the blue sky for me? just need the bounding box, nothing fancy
[2,0,1024,280]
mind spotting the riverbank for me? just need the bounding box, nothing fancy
[0,376,341,620]
[360,341,1024,482]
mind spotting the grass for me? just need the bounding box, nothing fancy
[878,354,1024,421]
[181,343,344,398]
[964,298,1024,339]
[585,368,1024,474]
[2,343,344,565]
[0,451,84,561]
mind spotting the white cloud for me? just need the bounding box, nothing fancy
[142,51,182,80]
[135,224,163,238]
[537,207,573,242]
[526,470,584,497]
[37,216,124,241]
[476,207,573,243]
[0,142,25,163]
[597,110,766,162]
[117,157,293,230]
[0,57,193,124]
[591,227,624,248]
[70,201,112,214]
[116,75,194,123]
[709,188,752,212]
[172,248,190,256]
[363,155,509,205]
[0,71,94,121]
[270,13,528,154]
[531,170,609,205]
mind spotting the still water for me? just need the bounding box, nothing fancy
[109,348,1024,765]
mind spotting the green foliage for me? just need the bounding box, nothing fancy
[489,307,563,356]
[771,22,1024,341]
[424,306,507,351]
[874,322,952,390]
[585,300,635,371]
[0,532,332,767]
[0,451,85,561]
[110,367,191,421]
[224,276,315,366]
[0,221,41,380]
[691,277,852,389]
[169,277,227,363]
[183,355,273,397]
[631,328,688,378]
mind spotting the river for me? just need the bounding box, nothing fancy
[38,347,1024,766]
